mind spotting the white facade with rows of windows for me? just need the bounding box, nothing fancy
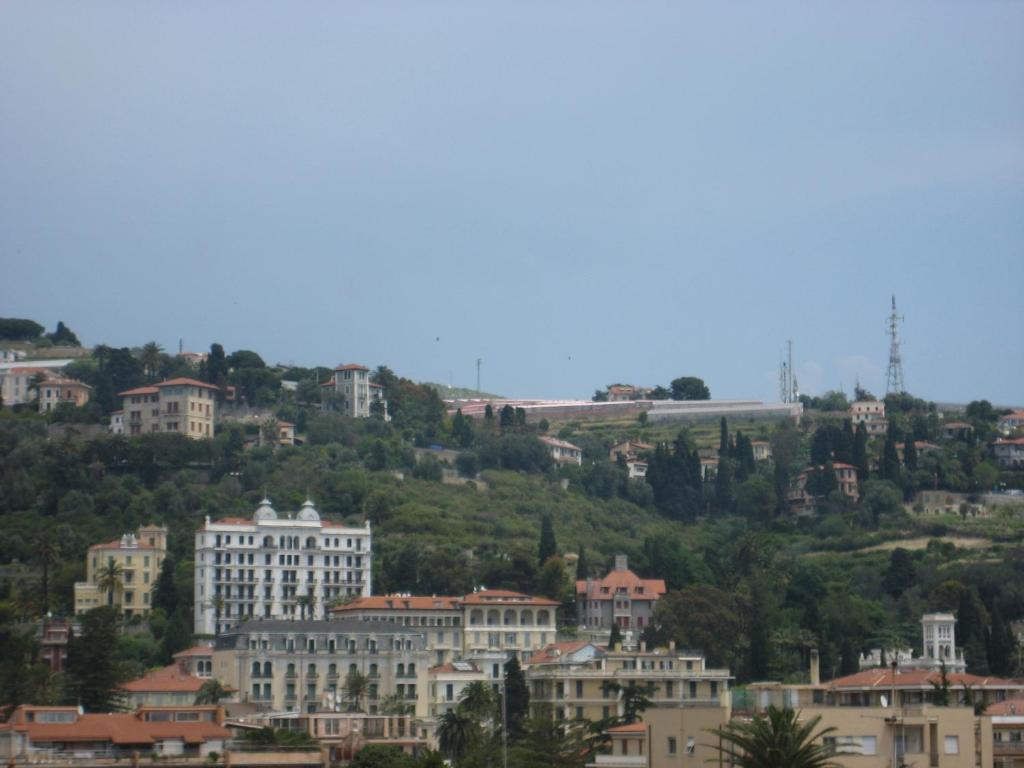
[194,499,372,635]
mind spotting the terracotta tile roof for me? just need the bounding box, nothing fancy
[88,538,158,551]
[334,364,369,372]
[155,377,220,390]
[984,697,1024,715]
[995,438,1024,446]
[943,421,974,429]
[460,589,560,606]
[121,665,208,693]
[828,668,1023,690]
[332,595,461,613]
[607,722,647,734]
[119,385,160,396]
[538,436,582,452]
[576,569,666,602]
[525,641,595,665]
[40,378,91,389]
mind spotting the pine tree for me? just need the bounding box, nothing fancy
[538,513,557,566]
[881,548,916,599]
[65,607,124,712]
[853,423,869,481]
[499,405,515,429]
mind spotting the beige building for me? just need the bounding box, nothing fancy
[788,462,859,515]
[255,710,427,762]
[36,377,91,412]
[0,360,74,406]
[332,595,463,667]
[526,642,731,725]
[120,377,218,439]
[323,364,388,419]
[427,661,490,720]
[982,697,1024,767]
[850,399,888,437]
[577,555,666,636]
[211,618,431,716]
[750,439,772,461]
[74,525,167,618]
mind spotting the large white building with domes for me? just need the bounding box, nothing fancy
[193,498,372,635]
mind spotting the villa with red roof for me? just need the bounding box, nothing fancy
[119,377,218,439]
[576,555,667,634]
[74,525,167,618]
[321,363,387,419]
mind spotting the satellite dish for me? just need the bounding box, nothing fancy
[880,694,889,708]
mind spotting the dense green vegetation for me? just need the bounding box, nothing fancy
[1,332,1022,719]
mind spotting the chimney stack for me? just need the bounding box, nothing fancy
[810,648,820,686]
[614,554,628,572]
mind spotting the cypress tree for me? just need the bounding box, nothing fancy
[882,437,901,483]
[853,423,869,481]
[881,548,916,599]
[836,420,855,464]
[988,605,1016,676]
[159,607,193,664]
[538,513,557,566]
[65,608,124,712]
[719,417,729,457]
[715,458,734,514]
[503,658,530,740]
[152,555,178,616]
[576,544,589,581]
[608,623,623,650]
[905,439,918,472]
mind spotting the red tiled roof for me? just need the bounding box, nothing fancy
[460,589,560,606]
[155,377,220,390]
[89,538,158,551]
[607,722,647,734]
[334,364,369,372]
[332,595,460,613]
[525,641,594,665]
[121,665,207,694]
[828,669,1023,690]
[538,436,582,452]
[984,697,1024,715]
[119,386,160,396]
[995,439,1024,446]
[943,421,974,429]
[576,570,666,602]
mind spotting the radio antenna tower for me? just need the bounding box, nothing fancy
[885,295,905,394]
[779,339,799,403]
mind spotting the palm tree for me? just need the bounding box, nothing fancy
[343,670,369,712]
[195,679,230,705]
[207,594,226,636]
[437,707,478,765]
[34,533,60,615]
[378,692,414,716]
[140,342,164,381]
[601,680,657,724]
[297,591,315,621]
[459,680,495,721]
[95,561,125,608]
[707,705,844,768]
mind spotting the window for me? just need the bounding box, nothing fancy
[944,736,959,755]
[896,726,923,755]
[667,737,677,755]
[686,737,696,755]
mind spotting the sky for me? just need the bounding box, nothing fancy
[1,2,1022,405]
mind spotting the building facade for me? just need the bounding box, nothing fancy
[36,378,91,412]
[211,619,430,715]
[576,555,667,634]
[323,364,383,418]
[74,525,167,618]
[119,377,218,439]
[539,436,584,466]
[194,499,372,635]
[0,360,74,406]
[850,400,888,437]
[993,439,1024,470]
[331,596,463,667]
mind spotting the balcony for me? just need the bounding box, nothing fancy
[286,670,298,679]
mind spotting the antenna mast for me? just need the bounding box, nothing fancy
[476,358,482,394]
[779,339,799,403]
[885,295,905,394]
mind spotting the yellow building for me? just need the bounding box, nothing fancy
[526,642,731,724]
[119,377,218,439]
[74,525,167,618]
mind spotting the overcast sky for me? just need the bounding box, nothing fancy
[1,1,1021,404]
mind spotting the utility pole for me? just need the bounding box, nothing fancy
[886,295,905,395]
[476,358,482,394]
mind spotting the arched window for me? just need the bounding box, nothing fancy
[407,663,416,676]
[251,661,261,677]
[263,536,273,548]
[305,536,316,549]
[470,609,483,626]
[537,610,550,626]
[287,663,296,676]
[397,663,405,677]
[521,609,534,626]
[349,663,358,675]
[307,663,317,676]
[486,609,500,626]
[328,663,337,676]
[504,609,516,626]
[369,663,378,678]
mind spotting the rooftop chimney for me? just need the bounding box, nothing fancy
[614,555,628,572]
[810,649,820,686]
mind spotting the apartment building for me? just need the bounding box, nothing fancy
[255,710,427,761]
[74,525,167,618]
[427,661,490,720]
[194,499,372,635]
[119,377,218,439]
[331,595,463,666]
[993,439,1024,470]
[211,619,430,715]
[787,462,859,515]
[997,411,1024,436]
[0,359,73,406]
[577,555,667,634]
[526,641,731,724]
[981,697,1024,768]
[121,664,210,708]
[36,377,91,412]
[850,399,888,437]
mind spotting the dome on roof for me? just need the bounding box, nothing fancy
[296,499,320,522]
[253,498,277,521]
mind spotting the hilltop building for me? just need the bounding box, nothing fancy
[119,377,218,439]
[576,555,666,636]
[194,499,371,635]
[998,411,1024,435]
[0,359,74,406]
[36,377,91,412]
[74,525,168,618]
[993,438,1024,470]
[539,436,583,466]
[787,462,859,515]
[321,364,388,419]
[850,399,887,437]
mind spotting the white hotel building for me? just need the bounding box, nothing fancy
[194,499,372,636]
